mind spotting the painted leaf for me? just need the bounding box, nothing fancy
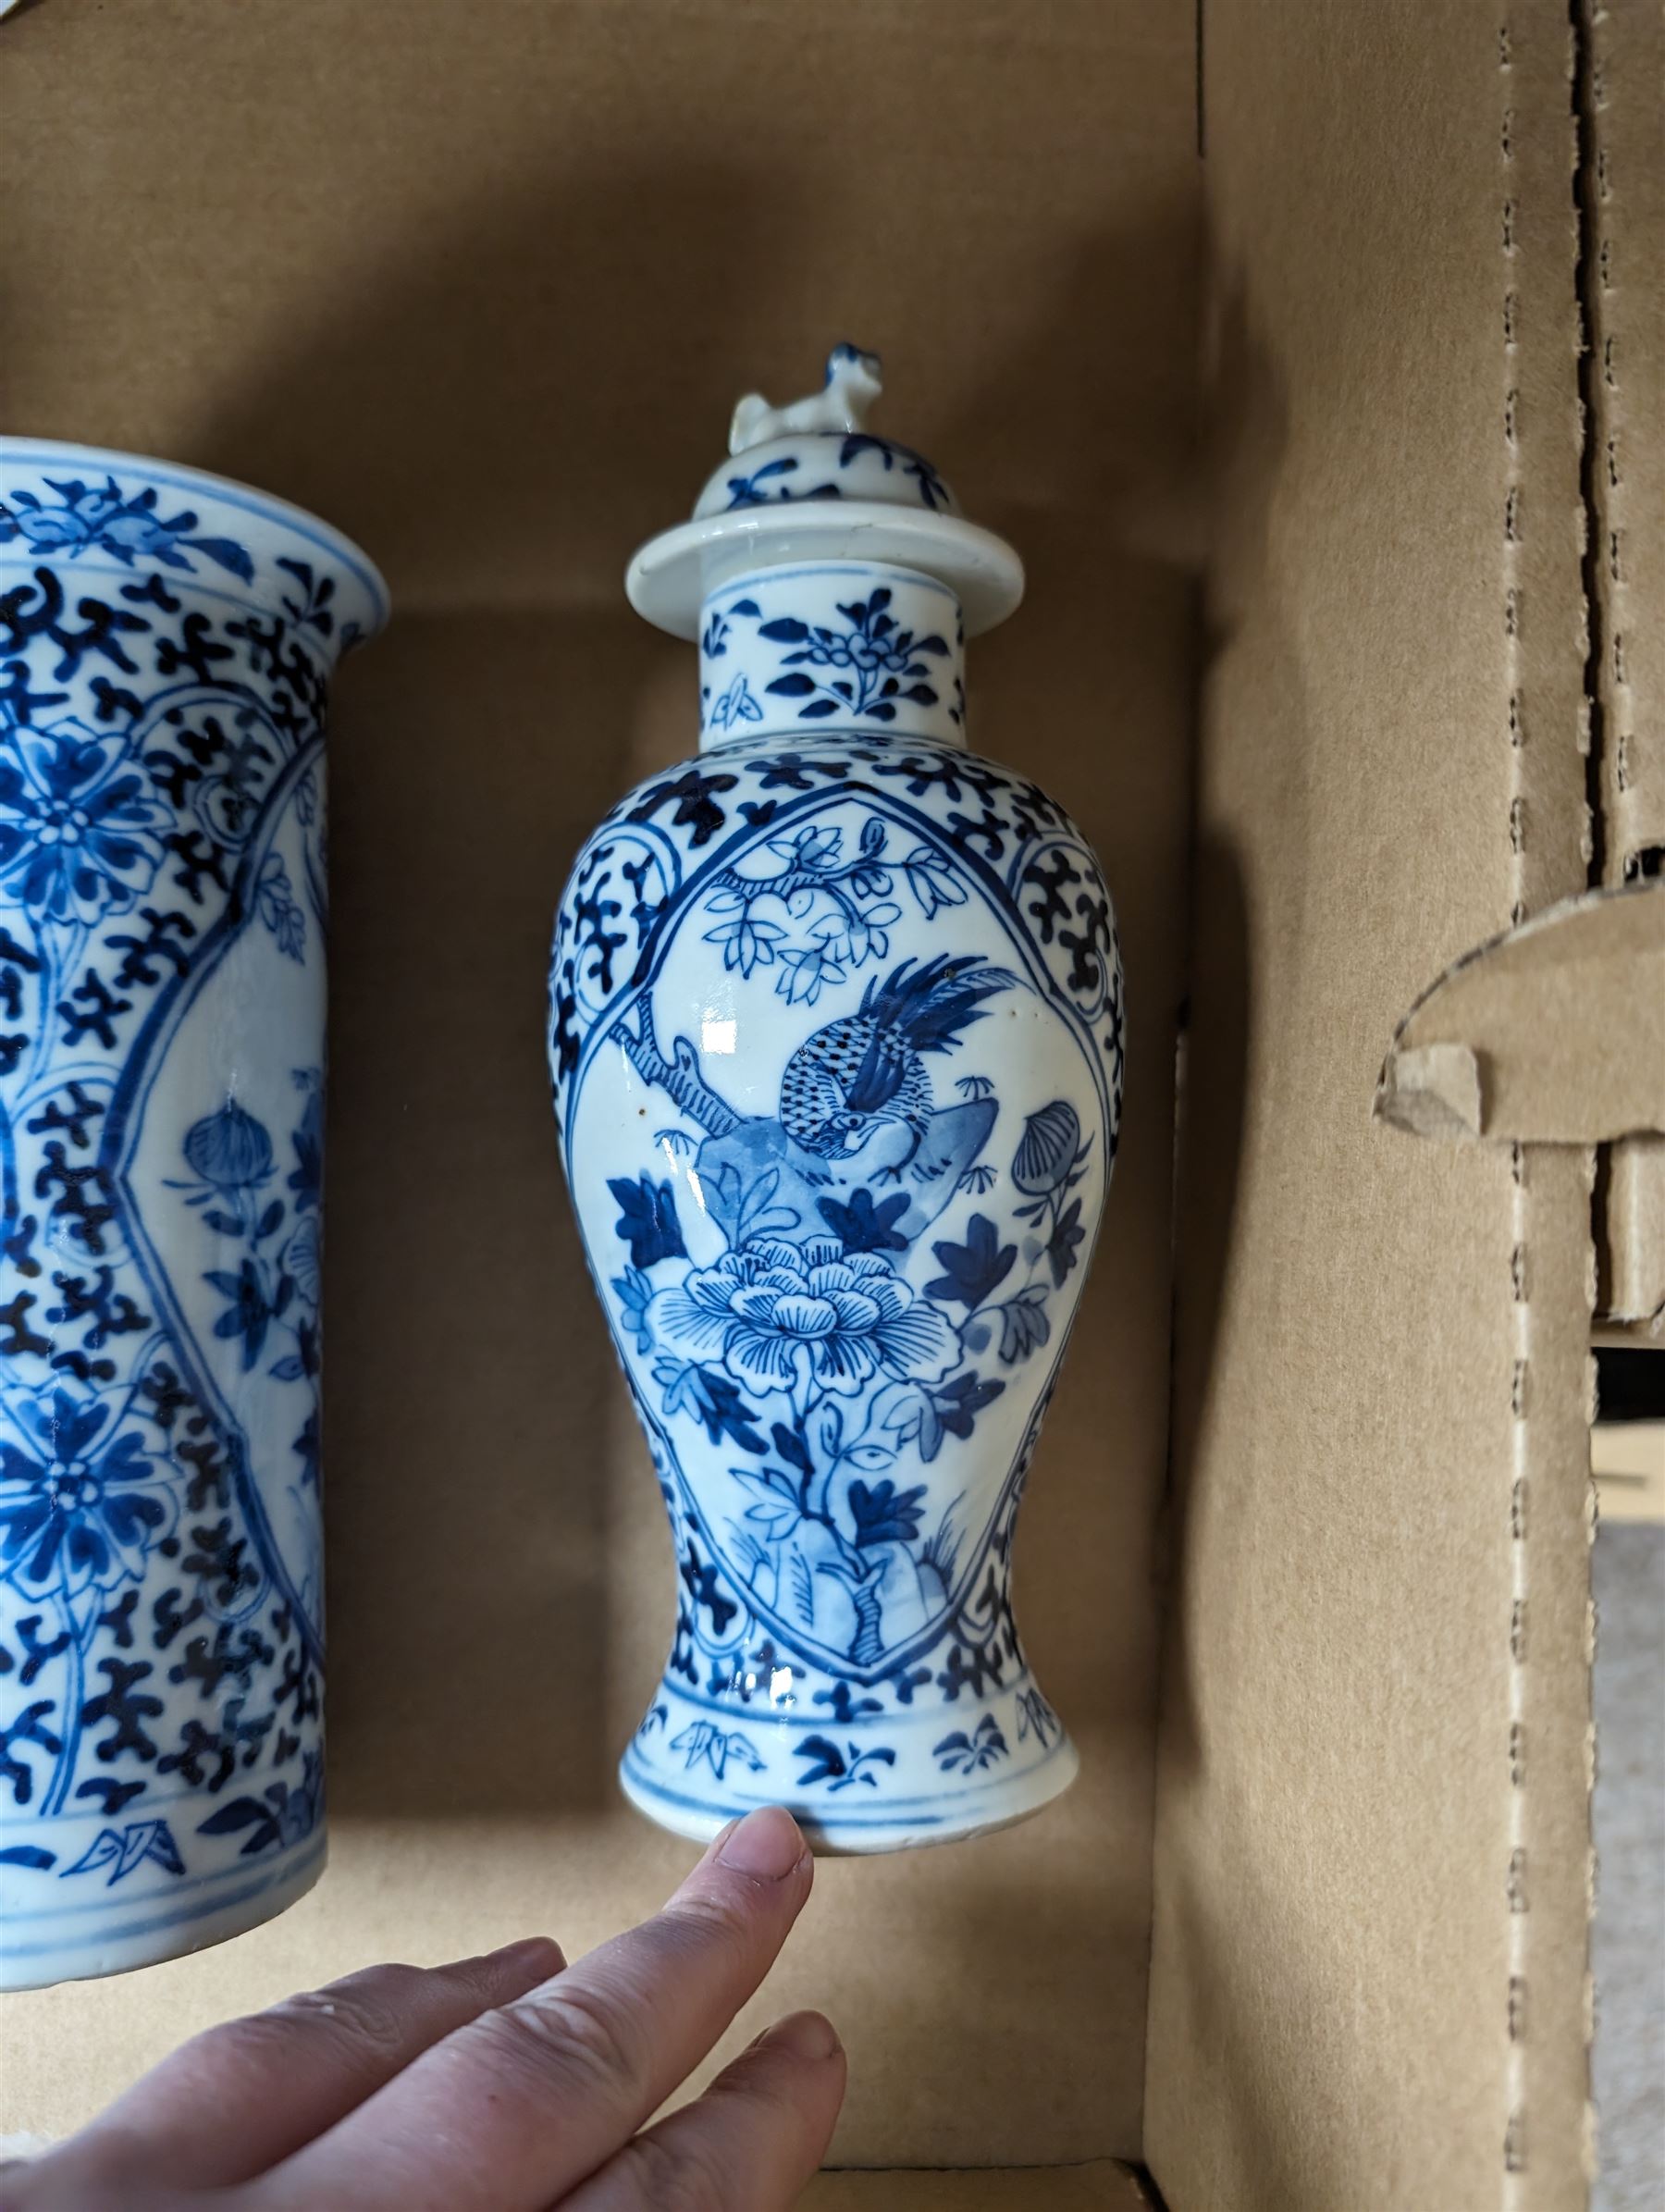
[771,1422,814,1480]
[816,1187,910,1255]
[607,1173,686,1269]
[791,1551,817,1624]
[925,1215,1016,1309]
[997,1286,1051,1365]
[187,537,255,583]
[848,1479,927,1549]
[795,1735,848,1785]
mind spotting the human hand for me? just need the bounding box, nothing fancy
[2,1806,843,2212]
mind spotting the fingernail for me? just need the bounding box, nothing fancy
[765,2009,842,2062]
[716,1805,806,1881]
[488,1935,564,1978]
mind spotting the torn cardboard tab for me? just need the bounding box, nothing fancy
[1375,1043,1485,1141]
[1375,882,1665,1144]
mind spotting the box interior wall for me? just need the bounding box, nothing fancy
[0,4,1635,2206]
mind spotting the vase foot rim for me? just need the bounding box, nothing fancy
[0,1827,327,1992]
[619,1736,1079,1856]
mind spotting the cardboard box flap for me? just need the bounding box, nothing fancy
[1148,4,1597,2207]
[1580,0,1665,1331]
[1599,1134,1665,1326]
[1582,0,1665,883]
[1375,882,1665,1143]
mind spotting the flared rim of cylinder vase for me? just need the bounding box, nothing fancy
[0,436,390,639]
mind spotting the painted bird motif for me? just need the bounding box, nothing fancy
[616,955,1014,1250]
[778,956,1014,1172]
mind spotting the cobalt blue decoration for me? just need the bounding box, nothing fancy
[0,443,386,1985]
[550,351,1123,1850]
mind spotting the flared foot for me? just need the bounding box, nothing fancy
[0,1825,326,1992]
[619,1674,1078,1855]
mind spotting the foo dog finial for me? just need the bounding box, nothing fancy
[728,342,883,455]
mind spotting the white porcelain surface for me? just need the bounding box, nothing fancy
[550,354,1122,1851]
[0,441,383,1985]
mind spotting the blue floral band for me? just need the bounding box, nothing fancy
[698,566,966,750]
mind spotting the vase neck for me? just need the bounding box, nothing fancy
[697,561,966,753]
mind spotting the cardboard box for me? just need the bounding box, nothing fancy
[1,2,1658,2205]
[1582,0,1665,1331]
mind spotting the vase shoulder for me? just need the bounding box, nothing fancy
[553,732,1122,1132]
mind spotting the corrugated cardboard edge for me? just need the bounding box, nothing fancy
[1582,0,1665,872]
[1374,883,1665,1143]
[1383,18,1601,2201]
[1145,6,1597,2206]
[1579,0,1665,1327]
[806,2161,1157,2209]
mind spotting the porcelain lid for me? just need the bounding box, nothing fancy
[627,344,1024,641]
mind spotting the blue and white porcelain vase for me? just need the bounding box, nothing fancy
[549,351,1123,1850]
[0,444,386,1985]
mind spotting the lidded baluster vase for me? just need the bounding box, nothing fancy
[549,350,1123,1849]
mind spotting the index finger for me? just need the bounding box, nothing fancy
[257,1807,815,2212]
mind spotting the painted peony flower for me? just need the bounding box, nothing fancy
[0,719,170,928]
[0,1384,176,1599]
[653,1235,957,1401]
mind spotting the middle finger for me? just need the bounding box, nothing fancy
[17,1939,562,2200]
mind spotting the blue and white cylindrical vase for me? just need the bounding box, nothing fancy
[549,351,1124,1850]
[0,445,386,1985]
